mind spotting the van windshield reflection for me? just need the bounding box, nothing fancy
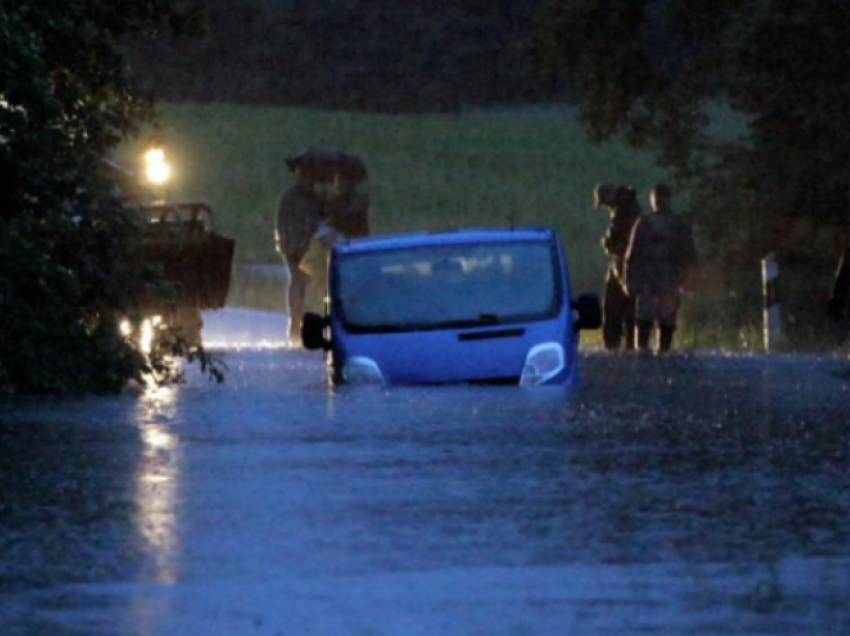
[337,241,561,332]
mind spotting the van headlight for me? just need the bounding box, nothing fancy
[519,342,565,387]
[343,356,385,385]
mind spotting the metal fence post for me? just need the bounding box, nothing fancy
[761,253,781,351]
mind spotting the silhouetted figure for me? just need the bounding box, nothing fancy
[326,171,370,239]
[276,167,323,342]
[624,184,697,355]
[595,183,642,350]
[299,171,372,317]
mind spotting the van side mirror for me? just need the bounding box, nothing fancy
[572,293,602,331]
[301,312,330,350]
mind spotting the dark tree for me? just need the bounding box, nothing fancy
[124,0,547,112]
[0,0,200,393]
[535,0,850,336]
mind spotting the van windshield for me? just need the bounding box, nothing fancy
[336,240,561,332]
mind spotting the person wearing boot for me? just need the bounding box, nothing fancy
[595,183,642,351]
[623,184,697,355]
[275,166,323,343]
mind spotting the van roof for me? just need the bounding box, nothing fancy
[335,227,556,255]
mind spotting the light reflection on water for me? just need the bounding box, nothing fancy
[124,386,184,635]
[1,346,849,636]
[202,339,291,350]
[201,307,291,350]
[133,387,181,587]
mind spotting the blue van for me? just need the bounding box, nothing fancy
[301,228,601,386]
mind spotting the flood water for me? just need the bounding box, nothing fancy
[1,309,849,636]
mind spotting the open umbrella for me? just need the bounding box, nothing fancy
[285,148,368,183]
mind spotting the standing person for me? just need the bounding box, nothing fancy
[299,170,372,317]
[275,167,323,342]
[624,184,697,354]
[326,170,370,239]
[595,183,642,350]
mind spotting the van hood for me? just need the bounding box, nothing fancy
[333,321,575,386]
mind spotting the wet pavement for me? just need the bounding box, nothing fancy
[1,316,849,635]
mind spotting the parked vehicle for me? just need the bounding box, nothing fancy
[132,200,235,346]
[101,155,235,347]
[301,227,601,386]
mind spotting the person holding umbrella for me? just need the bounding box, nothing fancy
[299,155,371,317]
[277,149,371,343]
[276,160,323,343]
[326,161,370,239]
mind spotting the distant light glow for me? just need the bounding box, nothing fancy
[143,425,177,451]
[141,474,171,484]
[0,96,24,114]
[146,161,172,186]
[140,318,154,354]
[144,147,172,186]
[145,148,165,164]
[120,319,133,337]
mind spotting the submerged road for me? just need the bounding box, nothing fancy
[1,311,849,635]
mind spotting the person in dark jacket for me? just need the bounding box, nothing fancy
[624,184,697,354]
[298,170,372,318]
[326,171,370,239]
[595,183,642,350]
[275,167,323,342]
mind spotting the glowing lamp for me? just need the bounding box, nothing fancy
[144,147,172,186]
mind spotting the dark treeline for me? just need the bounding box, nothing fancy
[126,0,552,112]
[537,0,850,345]
[1,0,207,394]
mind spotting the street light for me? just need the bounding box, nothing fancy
[144,146,172,187]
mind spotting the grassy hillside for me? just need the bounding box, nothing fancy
[120,103,672,295]
[118,104,843,352]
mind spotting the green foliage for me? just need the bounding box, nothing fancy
[536,0,850,343]
[0,205,147,394]
[146,327,227,386]
[0,0,201,394]
[529,0,719,173]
